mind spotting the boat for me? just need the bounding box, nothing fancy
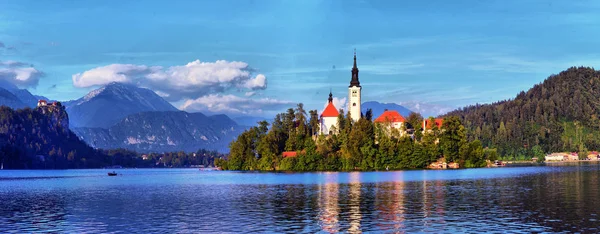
[108,171,118,176]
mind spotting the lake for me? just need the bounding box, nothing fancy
[1,163,599,233]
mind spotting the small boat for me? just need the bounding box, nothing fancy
[108,171,118,176]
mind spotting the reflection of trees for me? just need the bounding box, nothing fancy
[231,165,600,232]
[375,173,405,231]
[497,164,600,232]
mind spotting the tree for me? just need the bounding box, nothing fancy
[308,110,319,136]
[440,116,467,162]
[406,112,424,131]
[532,145,545,162]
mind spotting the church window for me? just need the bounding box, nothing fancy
[353,103,356,106]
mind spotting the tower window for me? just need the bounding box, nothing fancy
[353,103,356,106]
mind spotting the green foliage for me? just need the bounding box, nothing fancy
[222,102,488,171]
[446,67,600,159]
[440,116,467,162]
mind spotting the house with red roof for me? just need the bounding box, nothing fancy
[374,109,407,135]
[422,118,444,132]
[319,92,339,135]
[282,151,298,158]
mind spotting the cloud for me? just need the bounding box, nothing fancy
[0,60,44,88]
[180,94,292,115]
[324,97,347,113]
[245,91,256,97]
[0,42,4,48]
[398,101,456,117]
[72,60,268,101]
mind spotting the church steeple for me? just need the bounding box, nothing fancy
[328,89,333,103]
[350,49,360,87]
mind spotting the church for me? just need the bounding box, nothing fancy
[319,51,407,135]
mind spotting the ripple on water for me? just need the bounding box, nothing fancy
[0,164,599,232]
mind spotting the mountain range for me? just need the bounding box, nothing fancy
[64,82,178,128]
[72,111,244,153]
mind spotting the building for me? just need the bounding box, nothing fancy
[374,109,406,134]
[348,50,362,122]
[588,151,599,160]
[423,118,444,132]
[568,152,579,161]
[282,152,298,158]
[546,153,567,161]
[319,92,339,135]
[37,100,47,107]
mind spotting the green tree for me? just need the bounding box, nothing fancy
[406,112,424,131]
[440,116,467,162]
[532,145,545,162]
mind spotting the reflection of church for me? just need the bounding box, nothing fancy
[319,51,408,135]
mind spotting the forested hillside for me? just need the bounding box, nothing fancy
[445,67,600,159]
[0,105,103,168]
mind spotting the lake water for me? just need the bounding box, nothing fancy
[1,163,599,233]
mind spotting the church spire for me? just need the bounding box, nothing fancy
[328,89,333,103]
[350,49,360,87]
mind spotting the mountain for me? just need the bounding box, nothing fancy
[362,101,414,118]
[65,82,178,128]
[0,87,28,109]
[445,66,600,158]
[0,80,41,108]
[72,111,247,153]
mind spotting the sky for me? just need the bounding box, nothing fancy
[1,0,600,117]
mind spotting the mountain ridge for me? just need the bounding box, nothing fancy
[65,82,178,128]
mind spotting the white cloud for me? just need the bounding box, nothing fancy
[181,94,292,115]
[323,97,347,114]
[399,101,456,117]
[0,60,44,88]
[72,60,267,101]
[245,91,256,97]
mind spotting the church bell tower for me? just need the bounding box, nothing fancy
[348,49,361,122]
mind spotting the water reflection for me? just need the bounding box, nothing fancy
[0,164,599,232]
[318,172,339,233]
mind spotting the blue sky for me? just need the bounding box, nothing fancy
[1,0,600,117]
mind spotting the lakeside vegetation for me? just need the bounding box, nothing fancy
[445,67,600,161]
[216,104,497,171]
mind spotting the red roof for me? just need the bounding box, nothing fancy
[38,100,47,103]
[374,110,405,123]
[282,151,298,158]
[423,118,444,129]
[320,102,339,118]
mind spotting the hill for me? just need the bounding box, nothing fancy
[65,82,178,128]
[362,101,413,118]
[445,66,600,158]
[0,105,104,169]
[72,111,247,153]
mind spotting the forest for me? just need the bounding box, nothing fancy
[216,104,496,171]
[0,106,223,169]
[445,67,600,161]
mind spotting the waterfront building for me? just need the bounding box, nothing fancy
[374,109,407,135]
[319,92,340,135]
